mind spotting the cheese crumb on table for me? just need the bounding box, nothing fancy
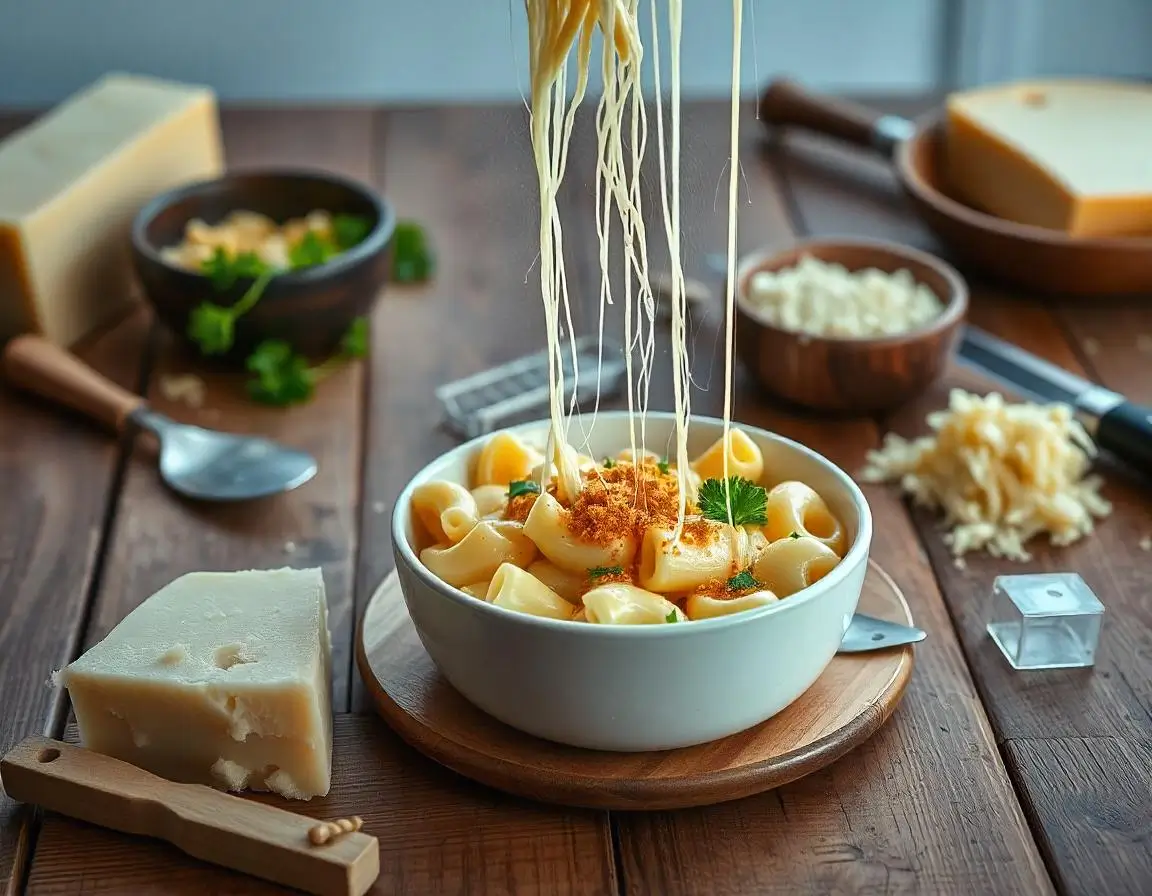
[860,389,1112,561]
[743,255,943,338]
[53,567,332,800]
[158,373,207,408]
[1139,535,1151,552]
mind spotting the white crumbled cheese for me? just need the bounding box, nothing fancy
[744,254,944,338]
[860,389,1112,561]
[159,373,207,408]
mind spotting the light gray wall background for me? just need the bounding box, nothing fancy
[1,0,1150,107]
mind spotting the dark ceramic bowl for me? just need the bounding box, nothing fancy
[131,169,395,360]
[734,238,968,414]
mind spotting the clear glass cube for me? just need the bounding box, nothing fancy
[986,573,1104,670]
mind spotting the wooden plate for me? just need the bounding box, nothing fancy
[355,560,915,810]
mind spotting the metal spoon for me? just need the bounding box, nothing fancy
[3,335,317,501]
[839,613,927,653]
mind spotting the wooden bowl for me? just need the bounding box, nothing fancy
[131,170,396,361]
[760,79,1152,297]
[734,238,968,414]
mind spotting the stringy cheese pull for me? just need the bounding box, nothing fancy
[859,389,1112,561]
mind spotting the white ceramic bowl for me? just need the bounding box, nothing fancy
[391,411,873,752]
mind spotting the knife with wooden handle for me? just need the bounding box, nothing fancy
[0,737,379,896]
[958,326,1152,474]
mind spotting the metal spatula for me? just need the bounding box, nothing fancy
[839,613,927,653]
[3,335,317,501]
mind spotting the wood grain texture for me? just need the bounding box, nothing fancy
[781,96,1152,895]
[357,565,912,810]
[68,109,374,711]
[351,105,554,711]
[21,717,614,896]
[0,98,146,894]
[562,100,1051,894]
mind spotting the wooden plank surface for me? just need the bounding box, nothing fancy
[563,101,1052,895]
[23,717,614,896]
[0,113,149,896]
[774,98,1152,895]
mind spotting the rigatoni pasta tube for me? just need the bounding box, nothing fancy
[691,430,764,483]
[420,521,537,588]
[487,563,573,620]
[474,432,542,486]
[637,520,742,592]
[686,590,779,621]
[411,481,478,544]
[527,560,587,604]
[583,583,686,625]
[471,484,508,519]
[524,492,637,573]
[751,535,840,598]
[763,481,846,555]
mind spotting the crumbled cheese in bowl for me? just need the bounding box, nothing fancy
[860,389,1111,561]
[744,254,944,338]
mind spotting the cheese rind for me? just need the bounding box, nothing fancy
[0,72,223,344]
[54,567,332,800]
[945,78,1152,237]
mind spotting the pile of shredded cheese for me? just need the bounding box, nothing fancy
[860,389,1112,561]
[745,254,943,338]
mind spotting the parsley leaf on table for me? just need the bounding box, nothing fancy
[244,316,369,407]
[391,220,434,283]
[246,340,314,405]
[697,476,769,527]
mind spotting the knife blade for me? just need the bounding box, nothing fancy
[957,326,1152,475]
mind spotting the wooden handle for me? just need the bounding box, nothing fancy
[0,737,379,896]
[759,78,894,154]
[2,334,144,432]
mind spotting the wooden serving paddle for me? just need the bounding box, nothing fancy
[1,736,379,896]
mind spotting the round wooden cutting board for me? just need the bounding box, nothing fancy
[355,561,915,811]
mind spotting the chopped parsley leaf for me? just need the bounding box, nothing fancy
[507,480,541,499]
[588,565,624,579]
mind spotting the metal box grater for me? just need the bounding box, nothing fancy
[435,336,628,439]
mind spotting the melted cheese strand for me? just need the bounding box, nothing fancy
[650,0,691,537]
[720,0,743,523]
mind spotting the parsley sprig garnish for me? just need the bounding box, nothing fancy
[508,480,541,499]
[657,456,670,475]
[602,457,616,469]
[188,215,374,358]
[246,317,368,406]
[588,565,624,579]
[727,569,761,592]
[697,477,768,527]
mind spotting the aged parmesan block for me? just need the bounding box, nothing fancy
[53,568,332,800]
[0,72,223,345]
[945,78,1152,237]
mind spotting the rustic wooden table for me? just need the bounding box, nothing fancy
[1,98,1149,896]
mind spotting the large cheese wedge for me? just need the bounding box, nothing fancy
[53,567,333,800]
[945,78,1152,237]
[0,72,223,345]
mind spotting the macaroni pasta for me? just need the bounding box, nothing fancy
[414,429,848,624]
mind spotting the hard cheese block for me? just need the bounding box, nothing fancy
[0,72,223,345]
[945,78,1152,237]
[54,568,333,800]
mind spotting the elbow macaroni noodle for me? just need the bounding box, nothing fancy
[414,429,850,625]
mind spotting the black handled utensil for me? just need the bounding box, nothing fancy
[958,326,1152,475]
